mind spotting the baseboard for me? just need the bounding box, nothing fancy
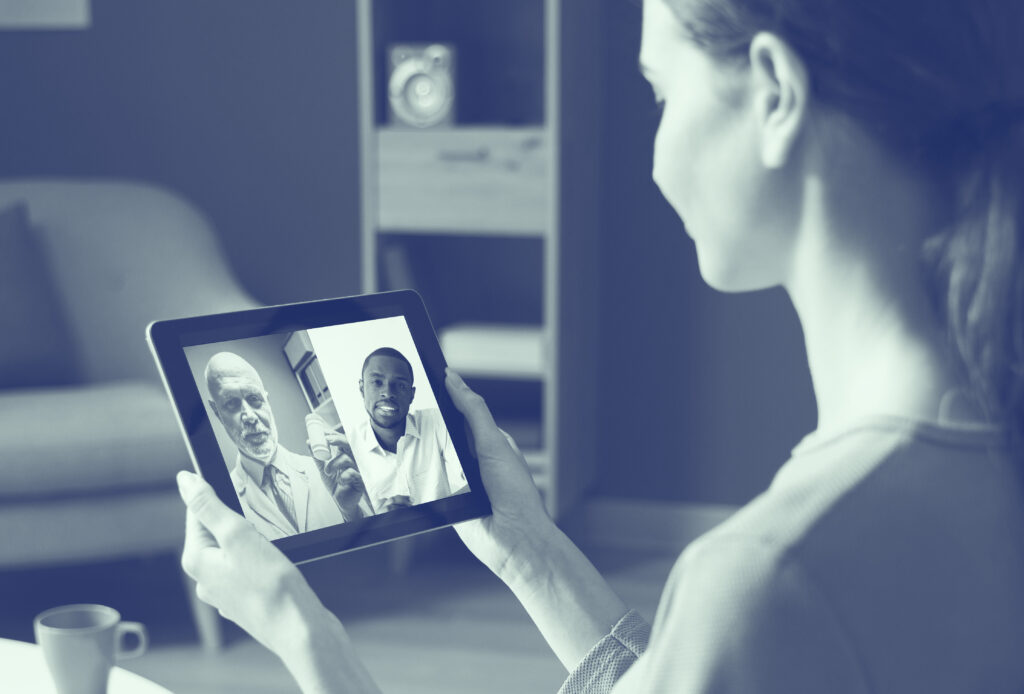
[575,497,739,554]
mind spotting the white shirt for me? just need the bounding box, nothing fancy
[349,408,468,510]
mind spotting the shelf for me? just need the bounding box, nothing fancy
[376,126,550,234]
[359,0,603,522]
[494,415,544,451]
[377,234,544,328]
[440,323,546,379]
[369,0,546,125]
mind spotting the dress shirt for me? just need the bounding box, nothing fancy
[349,408,468,508]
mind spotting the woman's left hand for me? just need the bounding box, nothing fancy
[178,471,384,693]
[177,470,324,656]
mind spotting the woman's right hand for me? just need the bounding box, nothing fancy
[444,369,555,578]
[446,369,629,671]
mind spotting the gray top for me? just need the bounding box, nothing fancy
[560,417,1024,693]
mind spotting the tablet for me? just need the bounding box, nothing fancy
[147,290,490,564]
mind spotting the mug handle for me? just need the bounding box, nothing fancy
[114,621,148,660]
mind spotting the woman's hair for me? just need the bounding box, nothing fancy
[665,0,1024,450]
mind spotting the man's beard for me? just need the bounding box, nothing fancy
[238,426,277,461]
[370,399,405,428]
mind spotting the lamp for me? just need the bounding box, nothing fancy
[0,0,90,29]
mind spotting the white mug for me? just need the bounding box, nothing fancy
[34,603,148,694]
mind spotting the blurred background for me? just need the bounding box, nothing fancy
[0,0,816,691]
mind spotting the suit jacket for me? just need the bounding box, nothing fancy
[230,446,345,540]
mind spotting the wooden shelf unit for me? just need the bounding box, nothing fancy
[376,127,550,234]
[356,0,601,520]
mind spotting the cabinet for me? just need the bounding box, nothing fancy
[282,331,341,429]
[356,0,601,520]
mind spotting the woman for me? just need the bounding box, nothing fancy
[177,0,1024,690]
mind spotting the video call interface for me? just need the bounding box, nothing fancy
[183,316,469,542]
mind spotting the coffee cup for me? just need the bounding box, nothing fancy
[34,603,148,694]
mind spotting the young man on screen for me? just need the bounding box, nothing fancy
[349,347,468,512]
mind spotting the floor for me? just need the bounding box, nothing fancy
[0,530,677,693]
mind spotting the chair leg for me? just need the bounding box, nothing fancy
[181,569,223,652]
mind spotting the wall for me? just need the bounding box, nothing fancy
[0,0,361,305]
[0,0,818,507]
[594,0,818,506]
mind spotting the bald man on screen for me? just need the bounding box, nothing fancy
[204,352,367,540]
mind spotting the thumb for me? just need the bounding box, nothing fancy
[177,471,245,544]
[445,368,505,449]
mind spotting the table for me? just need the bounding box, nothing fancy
[0,637,173,693]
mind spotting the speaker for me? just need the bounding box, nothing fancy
[387,43,455,128]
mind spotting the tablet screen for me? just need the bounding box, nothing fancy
[149,290,489,563]
[182,316,470,542]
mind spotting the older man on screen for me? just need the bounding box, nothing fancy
[349,347,468,512]
[204,352,369,540]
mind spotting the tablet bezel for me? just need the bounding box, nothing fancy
[147,289,490,564]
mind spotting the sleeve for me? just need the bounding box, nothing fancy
[604,537,870,694]
[557,610,651,694]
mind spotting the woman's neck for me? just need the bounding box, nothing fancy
[785,158,960,434]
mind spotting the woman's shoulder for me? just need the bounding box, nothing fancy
[708,416,1015,554]
[658,418,1024,690]
[671,416,1022,605]
[668,415,1023,619]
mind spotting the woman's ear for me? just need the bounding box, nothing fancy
[748,32,809,169]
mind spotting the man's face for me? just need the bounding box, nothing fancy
[210,372,278,463]
[360,356,415,429]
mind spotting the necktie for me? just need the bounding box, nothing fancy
[265,464,298,532]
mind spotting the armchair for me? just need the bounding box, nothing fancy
[0,179,259,651]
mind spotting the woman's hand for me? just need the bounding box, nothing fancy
[178,473,382,694]
[444,369,555,579]
[446,370,629,670]
[177,471,324,655]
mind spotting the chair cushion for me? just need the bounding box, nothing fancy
[0,202,81,389]
[0,381,192,498]
[0,180,259,383]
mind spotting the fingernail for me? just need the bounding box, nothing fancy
[177,471,198,495]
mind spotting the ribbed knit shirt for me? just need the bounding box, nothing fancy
[560,418,1024,693]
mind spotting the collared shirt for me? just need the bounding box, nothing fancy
[349,408,468,509]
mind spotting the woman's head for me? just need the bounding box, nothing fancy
[663,0,1019,153]
[641,0,1024,441]
[640,0,808,291]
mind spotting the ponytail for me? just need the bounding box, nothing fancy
[925,110,1024,452]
